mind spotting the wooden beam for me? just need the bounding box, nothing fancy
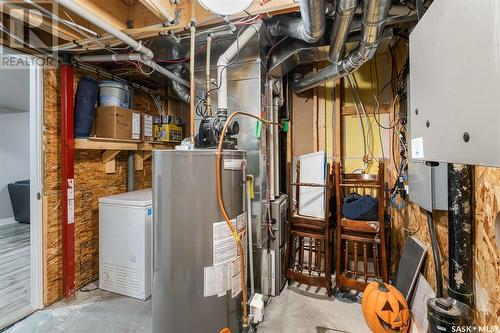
[334,79,342,161]
[72,0,128,30]
[75,137,176,151]
[134,151,151,171]
[325,80,334,163]
[342,104,392,116]
[135,151,144,171]
[104,159,116,174]
[317,81,326,152]
[101,150,120,163]
[137,0,176,22]
[138,0,164,20]
[75,138,139,151]
[0,4,84,41]
[129,0,300,30]
[102,150,119,173]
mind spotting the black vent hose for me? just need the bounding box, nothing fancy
[447,163,474,308]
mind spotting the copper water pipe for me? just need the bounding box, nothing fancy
[216,112,281,329]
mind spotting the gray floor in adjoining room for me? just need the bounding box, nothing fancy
[5,281,368,333]
[0,222,31,327]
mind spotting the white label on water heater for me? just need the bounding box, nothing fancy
[205,213,247,298]
[213,220,237,265]
[231,259,242,298]
[224,159,244,171]
[203,262,231,298]
[232,212,248,298]
[236,212,247,231]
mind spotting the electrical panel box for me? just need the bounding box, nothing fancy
[408,88,448,212]
[409,0,500,167]
[408,160,448,212]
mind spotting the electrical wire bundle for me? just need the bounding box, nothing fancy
[345,36,410,210]
[386,40,410,210]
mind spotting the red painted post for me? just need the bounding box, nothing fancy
[61,61,75,298]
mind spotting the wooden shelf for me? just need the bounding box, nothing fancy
[74,137,178,173]
[74,137,177,151]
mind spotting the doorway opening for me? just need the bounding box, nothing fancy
[0,51,44,329]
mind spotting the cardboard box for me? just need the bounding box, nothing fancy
[142,114,153,141]
[95,106,141,140]
[154,123,182,143]
[95,106,131,140]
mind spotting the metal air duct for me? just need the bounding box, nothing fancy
[217,21,263,115]
[328,0,359,63]
[171,64,190,103]
[267,0,326,43]
[293,0,391,92]
[171,34,190,104]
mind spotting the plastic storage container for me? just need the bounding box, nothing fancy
[99,80,130,108]
[74,76,98,137]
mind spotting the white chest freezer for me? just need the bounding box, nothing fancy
[98,189,152,300]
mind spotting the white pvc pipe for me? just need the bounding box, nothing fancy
[205,34,213,115]
[273,96,280,197]
[217,21,262,112]
[75,54,143,62]
[268,81,275,201]
[55,0,154,59]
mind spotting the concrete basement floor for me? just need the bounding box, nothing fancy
[4,284,151,333]
[4,282,368,333]
[258,282,369,333]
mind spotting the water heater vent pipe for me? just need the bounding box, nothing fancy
[217,21,263,116]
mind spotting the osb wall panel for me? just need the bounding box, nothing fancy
[43,69,156,305]
[390,165,500,326]
[474,166,500,325]
[43,69,62,304]
[390,204,449,292]
[292,90,315,157]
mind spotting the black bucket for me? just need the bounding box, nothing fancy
[74,76,98,137]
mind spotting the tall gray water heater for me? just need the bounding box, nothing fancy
[152,149,246,333]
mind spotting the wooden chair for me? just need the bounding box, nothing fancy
[334,162,388,293]
[285,161,335,296]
